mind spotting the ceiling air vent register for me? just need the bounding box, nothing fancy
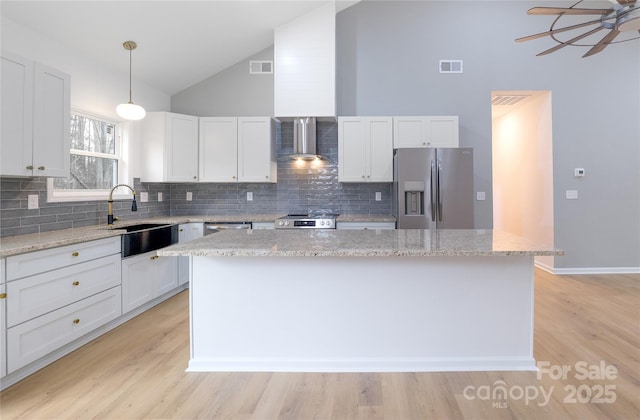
[491,95,531,106]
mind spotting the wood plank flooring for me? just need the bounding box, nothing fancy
[1,269,638,419]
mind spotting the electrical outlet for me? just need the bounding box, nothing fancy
[247,192,253,201]
[574,168,585,177]
[140,192,149,203]
[186,192,193,201]
[476,191,486,201]
[157,192,163,202]
[27,194,39,209]
[375,192,382,201]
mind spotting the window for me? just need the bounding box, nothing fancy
[47,112,130,202]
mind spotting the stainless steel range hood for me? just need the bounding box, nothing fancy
[291,117,321,160]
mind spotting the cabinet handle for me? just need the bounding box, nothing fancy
[38,166,45,170]
[150,255,159,260]
[0,293,7,299]
[179,229,184,232]
[72,252,79,257]
[72,319,80,324]
[232,176,236,179]
[26,165,34,170]
[72,281,80,286]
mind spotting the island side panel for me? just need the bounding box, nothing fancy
[188,255,535,372]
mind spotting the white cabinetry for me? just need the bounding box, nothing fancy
[336,221,396,230]
[393,116,458,148]
[4,237,121,374]
[199,117,276,183]
[1,52,70,177]
[137,112,199,182]
[121,252,177,314]
[1,259,6,379]
[178,223,204,286]
[338,117,393,183]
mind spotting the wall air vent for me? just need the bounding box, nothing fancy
[491,95,530,106]
[249,60,273,74]
[439,60,463,73]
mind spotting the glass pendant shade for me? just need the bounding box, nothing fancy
[116,102,146,120]
[116,41,145,121]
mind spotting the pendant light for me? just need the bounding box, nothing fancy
[116,41,146,120]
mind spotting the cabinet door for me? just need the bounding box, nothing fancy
[121,254,155,313]
[178,223,203,286]
[32,62,70,177]
[338,117,367,182]
[154,256,178,296]
[367,117,393,182]
[166,113,199,182]
[426,116,459,148]
[1,260,6,378]
[1,53,34,176]
[199,117,238,182]
[238,117,276,183]
[393,117,427,148]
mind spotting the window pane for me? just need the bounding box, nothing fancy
[53,155,118,190]
[70,114,116,154]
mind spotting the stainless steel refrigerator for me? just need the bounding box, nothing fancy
[393,148,474,229]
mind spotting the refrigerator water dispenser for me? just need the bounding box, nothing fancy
[403,181,425,215]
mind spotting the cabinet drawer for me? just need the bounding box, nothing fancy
[7,254,121,327]
[6,237,120,280]
[7,286,122,373]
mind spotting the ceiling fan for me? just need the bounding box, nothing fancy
[516,0,640,57]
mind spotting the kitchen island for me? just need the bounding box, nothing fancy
[158,229,562,372]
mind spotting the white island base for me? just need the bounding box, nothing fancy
[188,255,536,373]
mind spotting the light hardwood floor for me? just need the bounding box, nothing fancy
[1,269,638,419]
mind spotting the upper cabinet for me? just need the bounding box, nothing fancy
[199,117,276,183]
[274,3,335,118]
[1,52,70,177]
[137,112,199,182]
[338,117,393,183]
[393,116,459,148]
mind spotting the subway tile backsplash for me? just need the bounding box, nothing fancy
[0,120,391,237]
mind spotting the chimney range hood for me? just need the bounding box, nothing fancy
[291,117,320,161]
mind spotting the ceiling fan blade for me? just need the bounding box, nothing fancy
[537,26,605,56]
[582,29,621,57]
[516,18,602,42]
[528,7,612,15]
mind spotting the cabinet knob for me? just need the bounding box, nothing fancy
[179,229,184,232]
[0,293,7,299]
[193,176,196,179]
[72,281,80,286]
[72,319,80,324]
[38,166,45,170]
[232,176,236,179]
[72,252,79,257]
[26,165,34,170]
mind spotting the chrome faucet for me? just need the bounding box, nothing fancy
[107,184,137,224]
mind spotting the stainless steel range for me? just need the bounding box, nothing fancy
[276,213,338,229]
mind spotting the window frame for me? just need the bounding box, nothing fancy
[47,110,132,203]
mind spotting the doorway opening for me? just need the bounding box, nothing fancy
[491,90,555,271]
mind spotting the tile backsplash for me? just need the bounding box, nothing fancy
[0,120,391,237]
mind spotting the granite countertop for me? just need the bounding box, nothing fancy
[0,214,398,257]
[157,229,564,258]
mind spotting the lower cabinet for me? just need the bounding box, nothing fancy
[178,223,203,286]
[1,258,6,379]
[7,286,121,373]
[122,252,178,314]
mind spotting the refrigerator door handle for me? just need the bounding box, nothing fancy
[437,160,443,222]
[430,160,436,221]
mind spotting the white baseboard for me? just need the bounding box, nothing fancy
[537,265,640,275]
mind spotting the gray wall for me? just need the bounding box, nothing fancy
[334,1,639,270]
[172,47,274,117]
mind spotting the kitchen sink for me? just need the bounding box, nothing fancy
[118,223,179,258]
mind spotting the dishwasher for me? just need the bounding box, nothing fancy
[203,221,252,235]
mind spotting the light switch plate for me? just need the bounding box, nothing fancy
[27,194,39,209]
[476,191,486,201]
[574,168,585,177]
[140,192,149,203]
[157,192,163,202]
[566,190,578,200]
[186,192,193,201]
